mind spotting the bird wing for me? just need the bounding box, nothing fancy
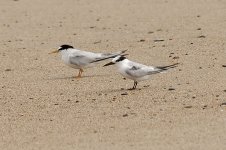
[68,49,127,66]
[90,50,127,63]
[125,60,179,77]
[100,49,127,58]
[68,50,101,66]
[125,61,155,77]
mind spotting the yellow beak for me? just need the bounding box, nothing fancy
[48,50,58,54]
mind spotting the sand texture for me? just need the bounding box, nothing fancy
[1,0,226,149]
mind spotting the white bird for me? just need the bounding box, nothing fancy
[49,44,127,78]
[95,55,178,90]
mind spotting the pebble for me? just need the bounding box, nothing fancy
[184,105,192,108]
[122,114,128,117]
[168,88,175,91]
[202,105,207,109]
[121,92,128,96]
[138,39,145,42]
[173,56,179,59]
[94,40,101,44]
[5,69,12,71]
[148,31,154,34]
[154,39,164,42]
[93,130,98,133]
[220,102,226,106]
[197,35,206,38]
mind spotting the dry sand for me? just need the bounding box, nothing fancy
[1,0,226,149]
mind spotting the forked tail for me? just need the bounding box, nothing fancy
[149,63,179,74]
[101,49,127,57]
[156,63,179,71]
[92,50,128,63]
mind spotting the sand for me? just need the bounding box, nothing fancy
[1,0,226,149]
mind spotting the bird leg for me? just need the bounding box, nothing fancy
[128,81,138,90]
[80,68,84,77]
[75,69,84,78]
[133,81,138,89]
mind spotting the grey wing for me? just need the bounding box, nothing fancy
[125,66,150,77]
[90,50,127,63]
[100,49,127,57]
[125,60,161,77]
[125,65,171,76]
[69,49,127,65]
[69,51,102,66]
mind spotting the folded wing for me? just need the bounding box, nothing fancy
[68,50,127,66]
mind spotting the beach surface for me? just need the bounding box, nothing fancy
[0,0,226,149]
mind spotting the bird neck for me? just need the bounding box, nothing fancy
[59,50,68,55]
[116,59,127,66]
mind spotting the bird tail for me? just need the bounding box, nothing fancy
[91,50,128,63]
[156,63,179,71]
[150,63,179,74]
[101,49,127,57]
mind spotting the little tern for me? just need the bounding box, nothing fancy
[49,44,127,78]
[99,55,178,90]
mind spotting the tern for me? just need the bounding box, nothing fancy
[96,55,178,90]
[49,44,127,78]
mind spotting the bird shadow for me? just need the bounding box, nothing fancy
[46,74,110,80]
[97,86,150,94]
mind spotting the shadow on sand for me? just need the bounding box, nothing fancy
[96,85,152,94]
[46,74,111,80]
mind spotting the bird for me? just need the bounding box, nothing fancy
[95,55,178,90]
[49,44,127,78]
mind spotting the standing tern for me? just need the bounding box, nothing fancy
[98,55,178,90]
[49,44,127,78]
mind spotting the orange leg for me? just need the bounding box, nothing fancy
[75,69,84,78]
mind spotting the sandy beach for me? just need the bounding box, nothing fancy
[1,0,226,149]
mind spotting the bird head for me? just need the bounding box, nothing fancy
[49,44,74,54]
